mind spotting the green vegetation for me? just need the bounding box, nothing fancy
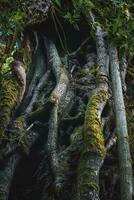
[0,76,21,138]
[0,0,24,35]
[83,89,108,156]
[0,1,133,199]
[0,0,133,65]
[53,0,134,55]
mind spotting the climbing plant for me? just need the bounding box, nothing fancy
[0,1,133,200]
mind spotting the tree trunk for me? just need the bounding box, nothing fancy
[0,1,133,200]
[109,46,133,200]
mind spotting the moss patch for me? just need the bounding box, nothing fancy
[83,89,108,156]
[10,116,27,148]
[0,75,21,139]
[77,89,108,199]
[70,126,83,144]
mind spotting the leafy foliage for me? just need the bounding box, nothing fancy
[53,0,134,55]
[94,1,134,55]
[0,0,133,60]
[0,57,14,83]
[0,0,24,35]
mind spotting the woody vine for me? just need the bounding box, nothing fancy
[0,1,133,200]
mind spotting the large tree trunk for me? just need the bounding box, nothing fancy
[0,1,133,200]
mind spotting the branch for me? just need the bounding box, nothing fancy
[77,16,109,199]
[84,11,108,77]
[120,56,127,92]
[55,126,83,193]
[22,37,47,110]
[106,135,117,151]
[96,27,107,76]
[45,40,70,194]
[47,103,59,189]
[47,40,69,103]
[109,46,133,200]
[78,88,108,200]
[25,70,50,114]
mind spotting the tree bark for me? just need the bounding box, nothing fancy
[0,2,133,200]
[109,46,133,200]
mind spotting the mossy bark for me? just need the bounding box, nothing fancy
[0,3,133,199]
[0,76,21,139]
[78,89,108,200]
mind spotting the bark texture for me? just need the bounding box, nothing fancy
[109,46,133,200]
[0,2,133,200]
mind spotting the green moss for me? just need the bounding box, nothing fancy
[80,66,99,76]
[80,182,98,191]
[70,126,83,144]
[83,89,108,156]
[22,46,32,71]
[58,1,134,55]
[77,89,108,199]
[12,116,27,147]
[0,40,31,140]
[0,75,21,139]
[80,67,108,86]
[14,116,25,128]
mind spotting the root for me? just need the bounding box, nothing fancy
[0,117,39,200]
[47,39,69,103]
[25,70,50,114]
